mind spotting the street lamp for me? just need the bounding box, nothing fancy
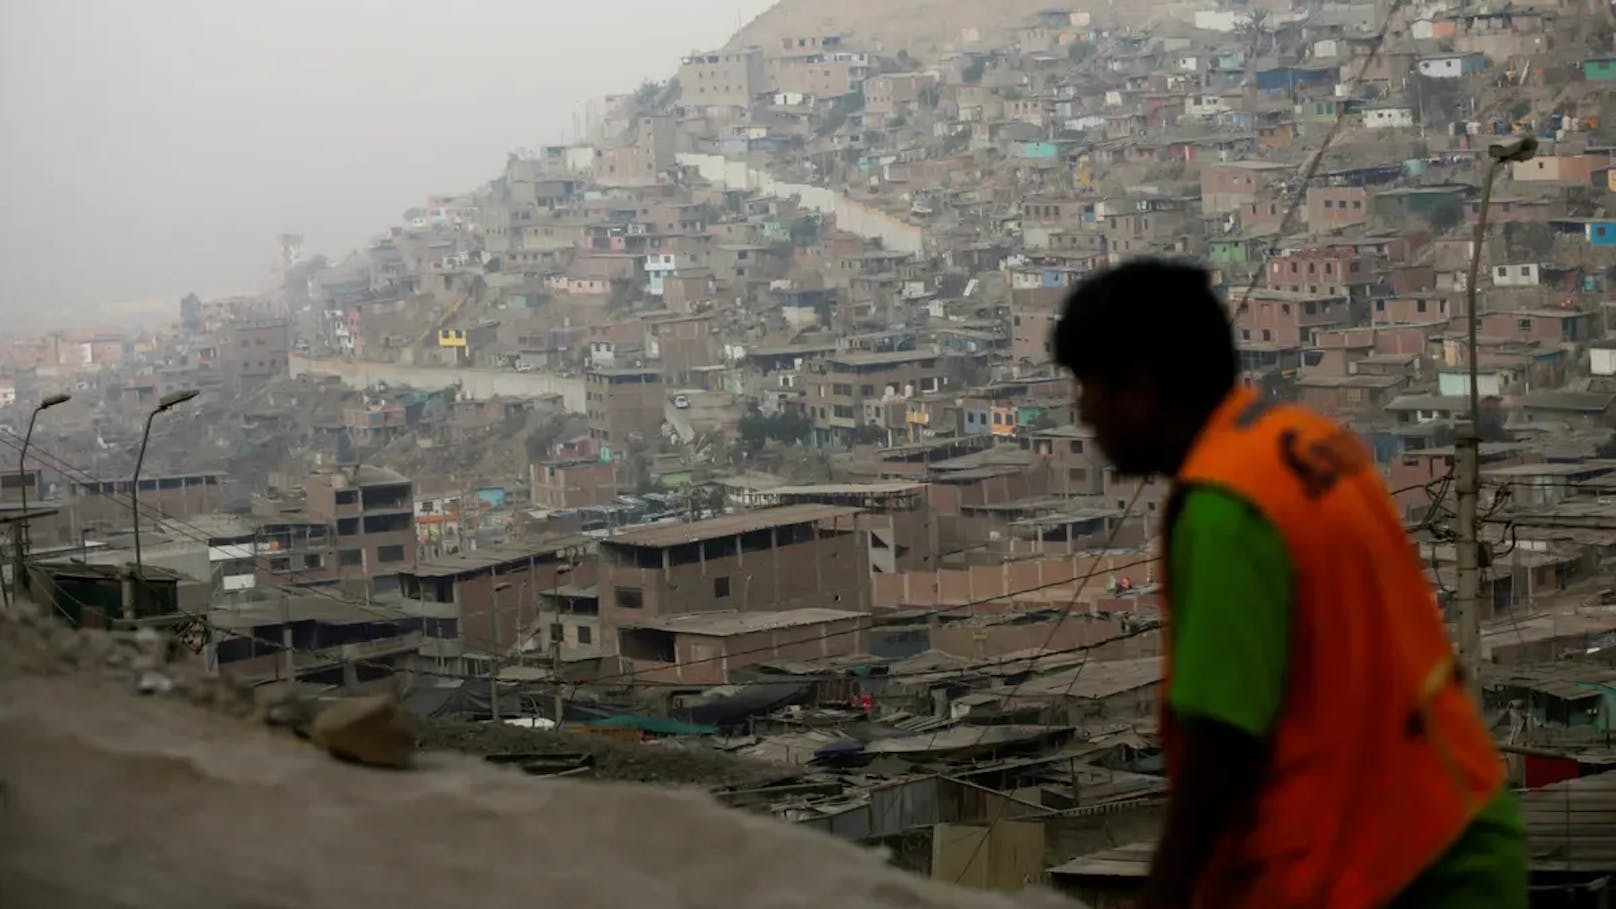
[1455,134,1537,694]
[18,391,70,546]
[11,392,70,600]
[132,389,199,573]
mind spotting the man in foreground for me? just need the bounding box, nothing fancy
[1054,260,1524,908]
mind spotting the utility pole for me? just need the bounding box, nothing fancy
[281,591,295,681]
[490,582,503,722]
[1456,135,1537,695]
[551,637,564,730]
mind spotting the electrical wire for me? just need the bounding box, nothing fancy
[946,480,1150,884]
[1226,0,1415,319]
[12,417,1169,692]
[7,428,1163,686]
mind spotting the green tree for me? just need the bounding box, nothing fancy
[788,213,821,245]
[1066,41,1096,63]
[849,424,887,446]
[1425,198,1464,236]
[766,409,811,444]
[962,59,986,83]
[738,407,770,455]
[1023,411,1058,433]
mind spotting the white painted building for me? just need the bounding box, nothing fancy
[1417,53,1485,78]
[1194,9,1244,31]
[1492,263,1541,287]
[1185,94,1231,118]
[1591,344,1616,377]
[1365,106,1416,129]
[588,340,619,367]
[644,253,677,295]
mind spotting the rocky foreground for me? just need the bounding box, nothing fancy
[0,603,1082,908]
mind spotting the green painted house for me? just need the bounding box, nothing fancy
[1584,57,1616,81]
[1209,237,1265,267]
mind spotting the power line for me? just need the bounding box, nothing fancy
[947,480,1150,884]
[10,427,1170,694]
[576,551,1162,688]
[1227,0,1414,318]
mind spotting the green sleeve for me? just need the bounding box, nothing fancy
[1167,487,1292,738]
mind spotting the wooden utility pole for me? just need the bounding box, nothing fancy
[490,579,502,722]
[281,591,295,681]
[1457,136,1539,695]
[551,637,564,729]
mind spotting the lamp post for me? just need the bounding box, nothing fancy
[1455,134,1537,694]
[13,392,69,600]
[132,389,199,574]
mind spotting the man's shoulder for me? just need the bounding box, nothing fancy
[1174,485,1273,535]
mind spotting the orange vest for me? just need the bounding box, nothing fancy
[1163,387,1503,909]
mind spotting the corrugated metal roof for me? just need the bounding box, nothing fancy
[1047,840,1155,879]
[1523,770,1616,873]
[1012,656,1163,700]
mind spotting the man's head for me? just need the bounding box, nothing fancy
[1053,259,1237,476]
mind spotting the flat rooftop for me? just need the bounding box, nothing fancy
[827,349,939,367]
[603,504,860,549]
[763,482,926,496]
[409,537,591,578]
[621,607,866,637]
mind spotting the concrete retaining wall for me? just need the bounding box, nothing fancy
[291,356,586,412]
[678,153,925,255]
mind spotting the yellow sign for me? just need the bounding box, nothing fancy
[437,329,467,348]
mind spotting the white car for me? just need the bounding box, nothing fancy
[672,393,691,409]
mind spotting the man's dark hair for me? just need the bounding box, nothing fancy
[1053,258,1237,412]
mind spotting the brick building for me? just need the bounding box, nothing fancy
[614,608,868,684]
[584,367,665,447]
[1478,310,1597,345]
[218,318,290,392]
[1008,286,1060,363]
[531,460,617,509]
[399,538,592,677]
[1234,291,1356,346]
[679,47,767,108]
[68,471,224,533]
[1307,185,1371,229]
[596,504,870,654]
[1201,161,1292,213]
[305,467,416,592]
[805,350,959,445]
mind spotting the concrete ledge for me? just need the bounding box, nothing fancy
[0,672,1077,909]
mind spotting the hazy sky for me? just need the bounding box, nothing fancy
[0,0,774,322]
